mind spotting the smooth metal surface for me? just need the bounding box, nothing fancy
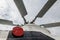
[0,24,60,40]
[0,30,9,40]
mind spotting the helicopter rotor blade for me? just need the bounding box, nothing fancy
[31,0,57,23]
[40,22,60,28]
[14,0,27,24]
[0,19,15,26]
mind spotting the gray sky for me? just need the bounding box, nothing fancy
[0,0,60,25]
[0,0,60,36]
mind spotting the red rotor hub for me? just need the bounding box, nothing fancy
[12,26,24,37]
